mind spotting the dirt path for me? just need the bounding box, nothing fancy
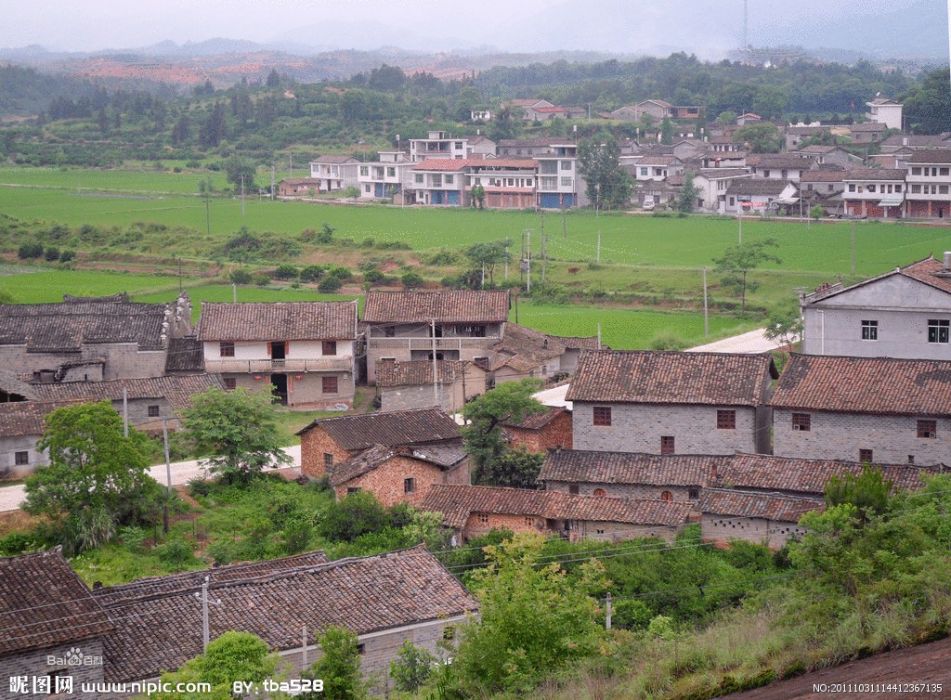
[722,637,951,699]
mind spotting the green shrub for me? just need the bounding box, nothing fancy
[390,641,437,692]
[155,537,196,570]
[318,277,342,293]
[319,491,388,542]
[229,269,253,285]
[188,478,213,498]
[273,264,298,280]
[118,526,148,554]
[650,331,687,351]
[327,266,353,281]
[0,531,39,556]
[281,515,313,555]
[363,269,385,284]
[17,243,43,259]
[59,250,76,263]
[401,271,425,288]
[44,247,61,261]
[253,273,271,286]
[300,265,325,282]
[361,238,375,247]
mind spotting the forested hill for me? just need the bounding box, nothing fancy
[0,65,107,117]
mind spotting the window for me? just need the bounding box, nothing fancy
[404,478,416,494]
[917,419,937,439]
[14,451,29,466]
[942,168,950,177]
[640,167,648,176]
[941,186,950,195]
[414,173,424,184]
[357,644,366,655]
[444,174,454,184]
[912,167,922,175]
[384,326,396,338]
[592,406,612,426]
[867,184,876,193]
[524,517,534,526]
[387,167,396,177]
[478,514,490,524]
[568,484,579,495]
[592,488,606,497]
[716,409,736,430]
[322,340,337,356]
[848,184,856,192]
[363,184,371,193]
[324,453,334,468]
[660,490,673,502]
[560,176,573,187]
[458,324,486,337]
[763,169,771,178]
[912,184,922,193]
[859,449,873,463]
[861,320,878,341]
[792,413,811,431]
[660,436,675,455]
[219,341,235,357]
[688,487,700,499]
[928,319,950,344]
[223,377,237,390]
[359,166,369,176]
[561,160,572,170]
[322,376,338,394]
[895,184,902,192]
[908,455,915,464]
[147,405,160,418]
[347,487,360,494]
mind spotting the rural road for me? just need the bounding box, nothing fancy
[0,446,301,513]
[534,327,781,409]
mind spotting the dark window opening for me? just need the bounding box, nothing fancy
[593,406,612,426]
[219,341,235,357]
[322,340,337,356]
[917,419,937,439]
[792,413,811,431]
[716,409,736,430]
[322,376,339,394]
[403,477,416,494]
[324,453,334,468]
[223,377,237,390]
[147,405,160,418]
[859,449,873,463]
[660,436,675,455]
[270,342,286,360]
[928,319,950,344]
[568,484,579,495]
[14,451,29,466]
[861,320,878,341]
[688,487,700,499]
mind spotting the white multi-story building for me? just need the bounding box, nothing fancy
[903,150,951,219]
[309,156,360,191]
[866,97,903,131]
[535,142,583,208]
[357,152,413,201]
[842,168,906,218]
[409,131,469,162]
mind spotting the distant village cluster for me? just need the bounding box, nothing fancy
[279,96,951,220]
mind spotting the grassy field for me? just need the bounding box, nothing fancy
[0,166,231,194]
[0,267,184,302]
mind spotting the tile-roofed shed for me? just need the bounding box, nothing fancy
[0,549,113,655]
[699,488,823,522]
[566,350,777,406]
[540,450,721,487]
[198,301,357,342]
[770,354,951,417]
[296,407,461,451]
[364,290,510,324]
[164,336,204,373]
[94,546,477,683]
[29,373,224,411]
[422,483,693,529]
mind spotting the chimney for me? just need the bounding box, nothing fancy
[944,251,951,271]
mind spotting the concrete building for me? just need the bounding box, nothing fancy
[724,179,799,214]
[747,153,816,182]
[904,149,951,219]
[422,483,693,544]
[801,256,951,359]
[464,159,538,209]
[375,359,486,414]
[0,293,192,383]
[847,121,888,144]
[699,488,821,548]
[793,145,862,170]
[842,168,906,218]
[309,155,360,191]
[409,131,469,162]
[632,155,684,182]
[691,169,753,212]
[198,302,358,409]
[357,151,412,201]
[363,290,509,384]
[0,549,113,700]
[566,350,777,456]
[406,159,466,205]
[866,97,903,131]
[535,142,583,208]
[771,354,951,466]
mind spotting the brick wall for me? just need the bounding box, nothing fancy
[0,435,46,480]
[573,402,759,455]
[701,514,807,549]
[773,408,951,466]
[504,410,573,453]
[333,455,469,508]
[0,639,105,700]
[462,512,549,541]
[300,428,353,479]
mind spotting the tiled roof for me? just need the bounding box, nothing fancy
[422,484,693,529]
[540,450,721,487]
[0,549,113,655]
[697,168,751,179]
[844,168,906,180]
[297,408,461,451]
[411,158,536,172]
[376,360,475,387]
[566,350,776,406]
[503,406,569,431]
[786,126,828,135]
[328,441,467,486]
[165,336,204,373]
[636,155,682,166]
[0,296,170,352]
[0,400,83,437]
[498,138,575,148]
[725,179,791,196]
[363,290,509,324]
[882,134,951,148]
[849,122,887,132]
[721,453,930,495]
[30,373,224,411]
[279,178,320,186]
[94,546,478,683]
[907,149,951,164]
[549,335,600,350]
[490,323,565,372]
[198,302,357,341]
[748,154,816,169]
[699,488,823,522]
[0,369,37,400]
[315,155,358,164]
[770,354,951,416]
[800,170,847,183]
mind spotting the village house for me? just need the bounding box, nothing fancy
[698,488,822,548]
[375,359,487,413]
[784,125,830,151]
[422,483,693,544]
[405,158,466,205]
[842,168,906,218]
[501,406,572,453]
[709,133,745,154]
[363,290,509,384]
[409,130,469,161]
[328,442,470,506]
[297,407,462,479]
[534,142,584,208]
[0,400,80,479]
[792,145,862,169]
[488,324,588,385]
[277,178,320,197]
[566,350,777,455]
[27,373,224,433]
[724,179,799,215]
[540,450,718,502]
[800,255,951,360]
[357,151,412,201]
[470,108,492,121]
[747,153,816,182]
[464,159,538,209]
[0,549,113,699]
[503,98,555,120]
[0,293,192,384]
[163,336,205,375]
[91,547,478,689]
[691,169,753,212]
[866,96,903,130]
[309,155,360,191]
[198,302,358,408]
[700,150,749,169]
[903,149,951,219]
[736,112,762,126]
[632,155,684,182]
[496,137,569,158]
[846,121,888,144]
[770,354,951,466]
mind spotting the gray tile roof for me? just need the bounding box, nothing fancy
[328,441,467,486]
[375,360,474,388]
[165,336,204,373]
[699,488,823,522]
[297,408,461,451]
[540,450,721,487]
[29,373,224,411]
[198,302,357,342]
[364,290,510,324]
[726,179,792,196]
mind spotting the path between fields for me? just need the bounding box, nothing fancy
[0,446,301,513]
[721,636,951,699]
[533,327,780,409]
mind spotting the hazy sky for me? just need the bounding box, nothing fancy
[1,0,945,57]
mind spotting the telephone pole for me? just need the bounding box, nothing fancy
[161,418,172,534]
[430,319,440,409]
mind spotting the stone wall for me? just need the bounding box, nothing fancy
[0,345,167,382]
[545,480,700,503]
[573,520,681,543]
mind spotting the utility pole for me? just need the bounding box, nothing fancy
[232,283,237,303]
[301,625,309,667]
[122,388,128,437]
[270,164,276,200]
[204,194,211,237]
[161,418,172,534]
[430,319,440,409]
[703,267,709,337]
[541,233,547,285]
[604,592,613,630]
[177,258,183,292]
[481,262,485,289]
[201,578,210,651]
[738,209,743,245]
[526,229,532,294]
[597,322,602,349]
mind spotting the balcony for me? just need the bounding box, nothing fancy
[369,337,498,352]
[205,357,354,374]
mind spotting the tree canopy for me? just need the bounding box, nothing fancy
[713,238,782,312]
[578,138,632,210]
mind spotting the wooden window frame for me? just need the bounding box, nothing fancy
[147,405,160,418]
[14,451,29,466]
[917,419,937,439]
[322,340,337,356]
[592,406,612,426]
[859,449,873,463]
[223,377,237,390]
[219,341,235,357]
[322,376,339,394]
[792,413,811,432]
[403,477,416,494]
[716,409,736,430]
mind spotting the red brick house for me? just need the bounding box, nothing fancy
[297,408,462,479]
[329,443,470,507]
[502,406,572,453]
[421,483,693,544]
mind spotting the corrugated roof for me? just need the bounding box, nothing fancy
[770,354,951,416]
[198,302,357,342]
[363,290,509,324]
[566,350,776,406]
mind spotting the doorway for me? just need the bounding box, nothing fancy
[270,373,288,405]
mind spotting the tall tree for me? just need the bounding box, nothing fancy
[660,117,674,145]
[577,138,632,210]
[224,154,256,191]
[199,102,227,148]
[677,171,699,215]
[303,627,367,700]
[713,238,782,312]
[734,123,782,153]
[903,67,951,134]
